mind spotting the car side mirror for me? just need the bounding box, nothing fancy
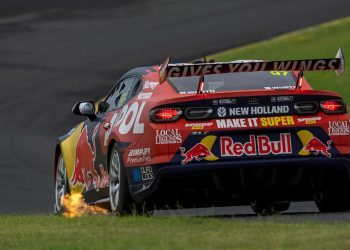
[72,101,96,120]
[98,101,109,113]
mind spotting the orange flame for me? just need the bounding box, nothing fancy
[61,193,109,218]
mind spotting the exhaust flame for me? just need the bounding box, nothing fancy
[62,193,108,218]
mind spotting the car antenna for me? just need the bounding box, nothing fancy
[295,70,304,90]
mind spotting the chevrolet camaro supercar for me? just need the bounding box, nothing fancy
[54,48,349,215]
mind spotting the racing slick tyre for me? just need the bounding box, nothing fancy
[250,200,290,215]
[272,201,290,213]
[109,143,133,215]
[314,191,350,212]
[314,187,350,212]
[54,153,70,215]
[313,173,350,212]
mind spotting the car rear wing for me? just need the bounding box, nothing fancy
[159,48,345,84]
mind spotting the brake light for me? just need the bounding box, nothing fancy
[321,100,346,114]
[150,108,182,122]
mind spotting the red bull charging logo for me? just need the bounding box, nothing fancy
[71,125,109,190]
[179,143,213,165]
[303,137,332,158]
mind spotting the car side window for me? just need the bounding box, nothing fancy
[104,77,140,112]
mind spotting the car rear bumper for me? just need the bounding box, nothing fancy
[128,156,350,203]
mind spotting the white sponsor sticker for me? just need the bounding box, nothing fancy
[328,120,350,135]
[140,166,153,181]
[143,80,159,90]
[127,148,151,164]
[271,96,294,103]
[217,107,227,117]
[156,129,182,144]
[264,86,295,90]
[219,98,236,104]
[217,105,289,117]
[104,102,145,145]
[137,92,152,100]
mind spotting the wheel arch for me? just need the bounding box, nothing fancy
[107,139,117,171]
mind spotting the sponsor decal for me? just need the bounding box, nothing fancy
[137,92,152,100]
[127,147,151,164]
[328,120,350,135]
[271,96,294,103]
[216,105,289,118]
[216,116,294,129]
[156,129,182,144]
[179,90,215,94]
[132,166,154,182]
[297,130,332,158]
[191,131,209,135]
[216,118,258,128]
[179,135,219,165]
[166,59,339,78]
[220,134,292,157]
[179,143,213,165]
[297,117,321,125]
[219,98,236,105]
[71,125,109,191]
[104,102,145,145]
[143,80,159,90]
[304,138,332,158]
[264,86,294,90]
[260,116,294,127]
[217,107,227,117]
[185,122,213,130]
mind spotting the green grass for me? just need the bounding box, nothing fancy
[208,16,350,106]
[1,215,350,250]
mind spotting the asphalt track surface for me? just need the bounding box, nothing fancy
[0,0,350,218]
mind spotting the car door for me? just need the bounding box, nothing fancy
[81,76,141,203]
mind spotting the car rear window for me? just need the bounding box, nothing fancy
[168,71,297,94]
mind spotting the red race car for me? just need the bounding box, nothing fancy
[54,49,349,215]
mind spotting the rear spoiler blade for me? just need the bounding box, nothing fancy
[159,48,345,83]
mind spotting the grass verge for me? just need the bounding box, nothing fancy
[1,215,350,250]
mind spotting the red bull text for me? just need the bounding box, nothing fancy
[220,133,292,157]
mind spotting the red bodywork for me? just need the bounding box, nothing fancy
[58,63,350,205]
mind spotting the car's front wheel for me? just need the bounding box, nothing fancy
[109,143,132,215]
[54,153,69,215]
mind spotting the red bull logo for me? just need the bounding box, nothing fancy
[221,133,292,157]
[304,137,332,158]
[71,125,108,190]
[179,143,213,165]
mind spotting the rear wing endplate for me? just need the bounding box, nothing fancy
[159,48,345,83]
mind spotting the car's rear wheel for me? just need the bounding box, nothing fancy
[54,153,69,215]
[313,173,350,212]
[109,144,132,215]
